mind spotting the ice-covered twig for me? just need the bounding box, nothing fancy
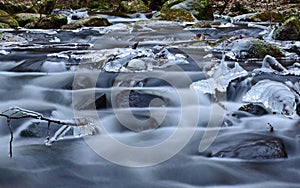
[0,107,96,157]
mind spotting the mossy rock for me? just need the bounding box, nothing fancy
[163,0,213,20]
[0,1,35,14]
[35,14,67,29]
[191,21,211,28]
[62,16,111,29]
[121,0,149,13]
[14,13,42,27]
[0,10,18,28]
[243,11,284,22]
[152,8,196,22]
[250,38,284,58]
[39,0,56,15]
[273,16,300,41]
[82,16,112,27]
[162,0,185,9]
[213,37,285,60]
[0,22,10,28]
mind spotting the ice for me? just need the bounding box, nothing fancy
[190,61,248,94]
[243,79,296,116]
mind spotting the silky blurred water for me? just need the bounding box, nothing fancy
[0,16,300,187]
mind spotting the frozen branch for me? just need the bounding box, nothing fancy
[0,107,96,157]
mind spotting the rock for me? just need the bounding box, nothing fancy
[20,121,61,138]
[121,0,149,13]
[62,16,111,29]
[152,8,196,22]
[81,16,112,27]
[35,14,67,29]
[0,33,26,43]
[212,138,287,160]
[273,16,300,41]
[163,0,213,20]
[249,11,284,22]
[233,12,284,23]
[0,1,36,14]
[238,103,269,116]
[213,37,285,60]
[39,0,56,15]
[0,10,19,28]
[13,13,42,27]
[0,22,10,28]
[190,20,211,28]
[74,93,107,110]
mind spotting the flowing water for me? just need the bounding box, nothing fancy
[0,13,300,187]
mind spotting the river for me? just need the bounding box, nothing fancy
[0,13,300,187]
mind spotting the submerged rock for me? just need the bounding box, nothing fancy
[152,8,196,22]
[212,138,287,160]
[273,16,300,41]
[162,0,213,20]
[0,33,26,43]
[213,37,285,60]
[0,10,19,28]
[35,14,67,29]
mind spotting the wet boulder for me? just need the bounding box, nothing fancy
[273,16,300,41]
[238,103,269,116]
[0,1,36,14]
[0,22,10,28]
[162,0,213,20]
[35,14,67,29]
[81,16,112,27]
[213,37,285,60]
[39,0,56,15]
[152,8,196,22]
[61,16,111,29]
[190,20,212,28]
[212,138,287,160]
[0,10,19,28]
[120,0,149,13]
[233,11,284,23]
[14,13,42,27]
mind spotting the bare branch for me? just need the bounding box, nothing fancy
[0,107,96,157]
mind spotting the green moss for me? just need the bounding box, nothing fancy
[163,0,213,20]
[284,16,300,32]
[250,38,285,58]
[0,22,10,28]
[152,8,196,22]
[0,1,32,14]
[127,0,149,12]
[0,10,19,28]
[35,14,67,29]
[13,13,41,27]
[162,0,185,9]
[273,16,300,40]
